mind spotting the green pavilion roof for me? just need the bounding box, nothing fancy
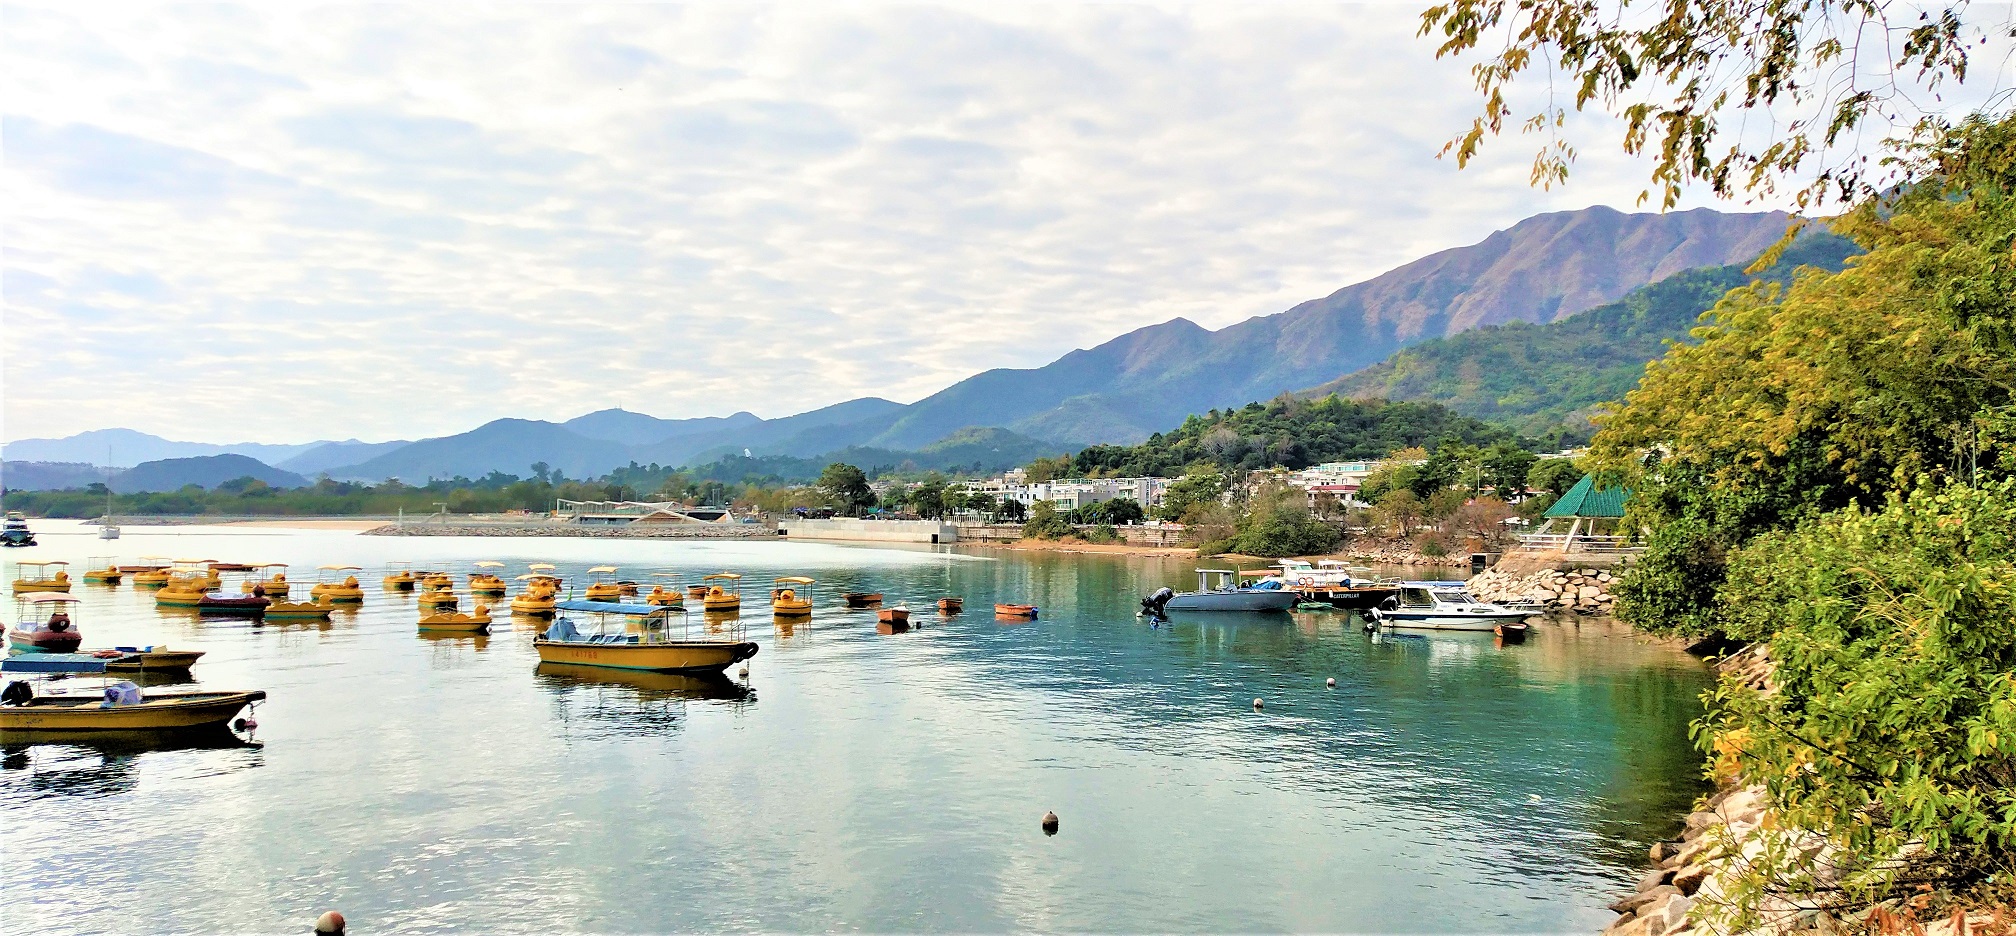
[1542,475,1631,519]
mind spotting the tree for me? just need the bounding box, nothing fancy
[1230,481,1342,557]
[910,480,949,519]
[1373,489,1427,537]
[992,498,1027,523]
[1157,468,1226,521]
[1023,455,1075,483]
[530,462,552,484]
[1419,0,1993,209]
[1525,457,1584,498]
[816,463,876,516]
[1021,501,1073,539]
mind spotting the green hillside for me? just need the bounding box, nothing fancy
[1065,395,1513,478]
[1300,231,1861,445]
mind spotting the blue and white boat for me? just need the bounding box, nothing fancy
[1368,582,1535,631]
[1162,569,1299,613]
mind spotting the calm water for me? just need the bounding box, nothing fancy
[2,521,1710,933]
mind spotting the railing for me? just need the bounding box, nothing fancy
[1515,533,1642,555]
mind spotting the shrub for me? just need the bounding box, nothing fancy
[1021,501,1073,540]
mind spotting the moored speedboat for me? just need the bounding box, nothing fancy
[9,593,84,652]
[1161,569,1298,613]
[1368,583,1536,631]
[535,600,757,674]
[0,666,263,733]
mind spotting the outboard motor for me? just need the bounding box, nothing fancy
[1139,587,1173,622]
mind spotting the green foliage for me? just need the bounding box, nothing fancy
[1023,455,1075,483]
[1066,498,1145,526]
[1021,501,1073,540]
[1307,235,1860,445]
[1226,482,1343,557]
[1525,457,1584,497]
[815,463,876,516]
[1155,468,1226,521]
[1700,483,2016,925]
[1068,395,1513,479]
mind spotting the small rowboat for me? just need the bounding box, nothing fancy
[936,597,963,614]
[0,689,265,733]
[197,592,270,616]
[994,603,1038,619]
[877,607,910,626]
[1494,621,1530,644]
[102,648,205,671]
[842,592,883,608]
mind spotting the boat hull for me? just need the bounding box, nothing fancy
[0,690,264,732]
[702,596,741,611]
[9,629,83,654]
[1306,587,1400,610]
[1164,590,1298,612]
[533,639,758,674]
[1377,609,1533,631]
[12,582,71,594]
[82,571,123,584]
[994,604,1038,618]
[103,650,205,671]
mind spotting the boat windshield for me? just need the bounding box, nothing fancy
[1399,587,1437,607]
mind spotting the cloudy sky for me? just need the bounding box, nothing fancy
[3,3,1810,444]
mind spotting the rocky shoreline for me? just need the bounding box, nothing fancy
[1466,566,1618,614]
[363,524,779,539]
[1338,541,1476,568]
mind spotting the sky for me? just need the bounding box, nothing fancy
[0,2,1857,444]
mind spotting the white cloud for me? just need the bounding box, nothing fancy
[3,2,1832,443]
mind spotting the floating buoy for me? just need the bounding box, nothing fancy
[1253,698,1264,710]
[739,665,750,678]
[315,910,346,935]
[1041,810,1059,835]
[1325,678,1336,688]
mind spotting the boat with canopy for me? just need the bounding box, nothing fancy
[0,653,262,735]
[12,561,72,595]
[469,561,507,595]
[81,556,123,584]
[700,573,742,611]
[10,593,83,652]
[771,576,815,616]
[309,566,365,602]
[585,566,623,602]
[535,600,757,674]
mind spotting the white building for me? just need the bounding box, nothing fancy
[965,475,1169,511]
[1282,461,1383,510]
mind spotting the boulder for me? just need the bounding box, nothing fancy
[1672,863,1711,896]
[1609,885,1677,915]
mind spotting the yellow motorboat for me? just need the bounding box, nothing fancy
[241,563,290,597]
[127,557,173,587]
[309,566,365,603]
[771,576,815,617]
[0,688,265,733]
[701,572,742,611]
[533,601,757,674]
[420,602,492,632]
[382,561,417,590]
[584,566,623,602]
[645,573,685,607]
[264,595,335,621]
[81,556,124,584]
[510,572,562,616]
[469,561,508,595]
[12,561,72,594]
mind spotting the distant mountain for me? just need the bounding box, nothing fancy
[683,426,1061,484]
[1,461,110,492]
[332,419,632,482]
[853,205,1801,448]
[1301,230,1861,443]
[277,439,412,475]
[111,454,309,493]
[561,409,762,446]
[2,428,329,467]
[634,397,909,465]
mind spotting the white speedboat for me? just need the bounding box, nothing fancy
[1368,582,1535,631]
[1161,569,1298,613]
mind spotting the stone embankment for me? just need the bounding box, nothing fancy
[1466,566,1617,613]
[364,524,778,539]
[1339,542,1474,568]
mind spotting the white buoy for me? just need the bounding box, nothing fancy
[1326,677,1336,688]
[1041,810,1059,834]
[1253,698,1264,709]
[738,665,750,678]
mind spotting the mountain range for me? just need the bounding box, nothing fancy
[4,204,1810,488]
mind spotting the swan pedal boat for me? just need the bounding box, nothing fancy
[772,576,815,617]
[700,573,742,611]
[535,600,757,674]
[420,605,492,632]
[264,597,335,621]
[12,562,72,594]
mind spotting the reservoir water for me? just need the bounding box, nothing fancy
[2,522,1710,933]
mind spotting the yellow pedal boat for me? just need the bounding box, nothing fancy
[469,561,508,595]
[309,566,365,602]
[264,596,335,621]
[12,561,72,594]
[701,572,742,611]
[241,563,290,597]
[382,561,417,590]
[584,566,623,602]
[419,603,491,632]
[81,557,123,584]
[127,557,173,587]
[771,576,815,617]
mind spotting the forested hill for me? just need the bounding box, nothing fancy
[1065,396,1512,478]
[1299,230,1862,444]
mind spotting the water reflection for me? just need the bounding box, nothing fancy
[0,727,261,799]
[534,663,752,739]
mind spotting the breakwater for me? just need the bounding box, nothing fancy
[363,523,778,539]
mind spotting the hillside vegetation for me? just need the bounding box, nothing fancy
[1065,395,1512,478]
[1302,232,1860,444]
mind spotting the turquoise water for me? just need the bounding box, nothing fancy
[2,522,1709,933]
